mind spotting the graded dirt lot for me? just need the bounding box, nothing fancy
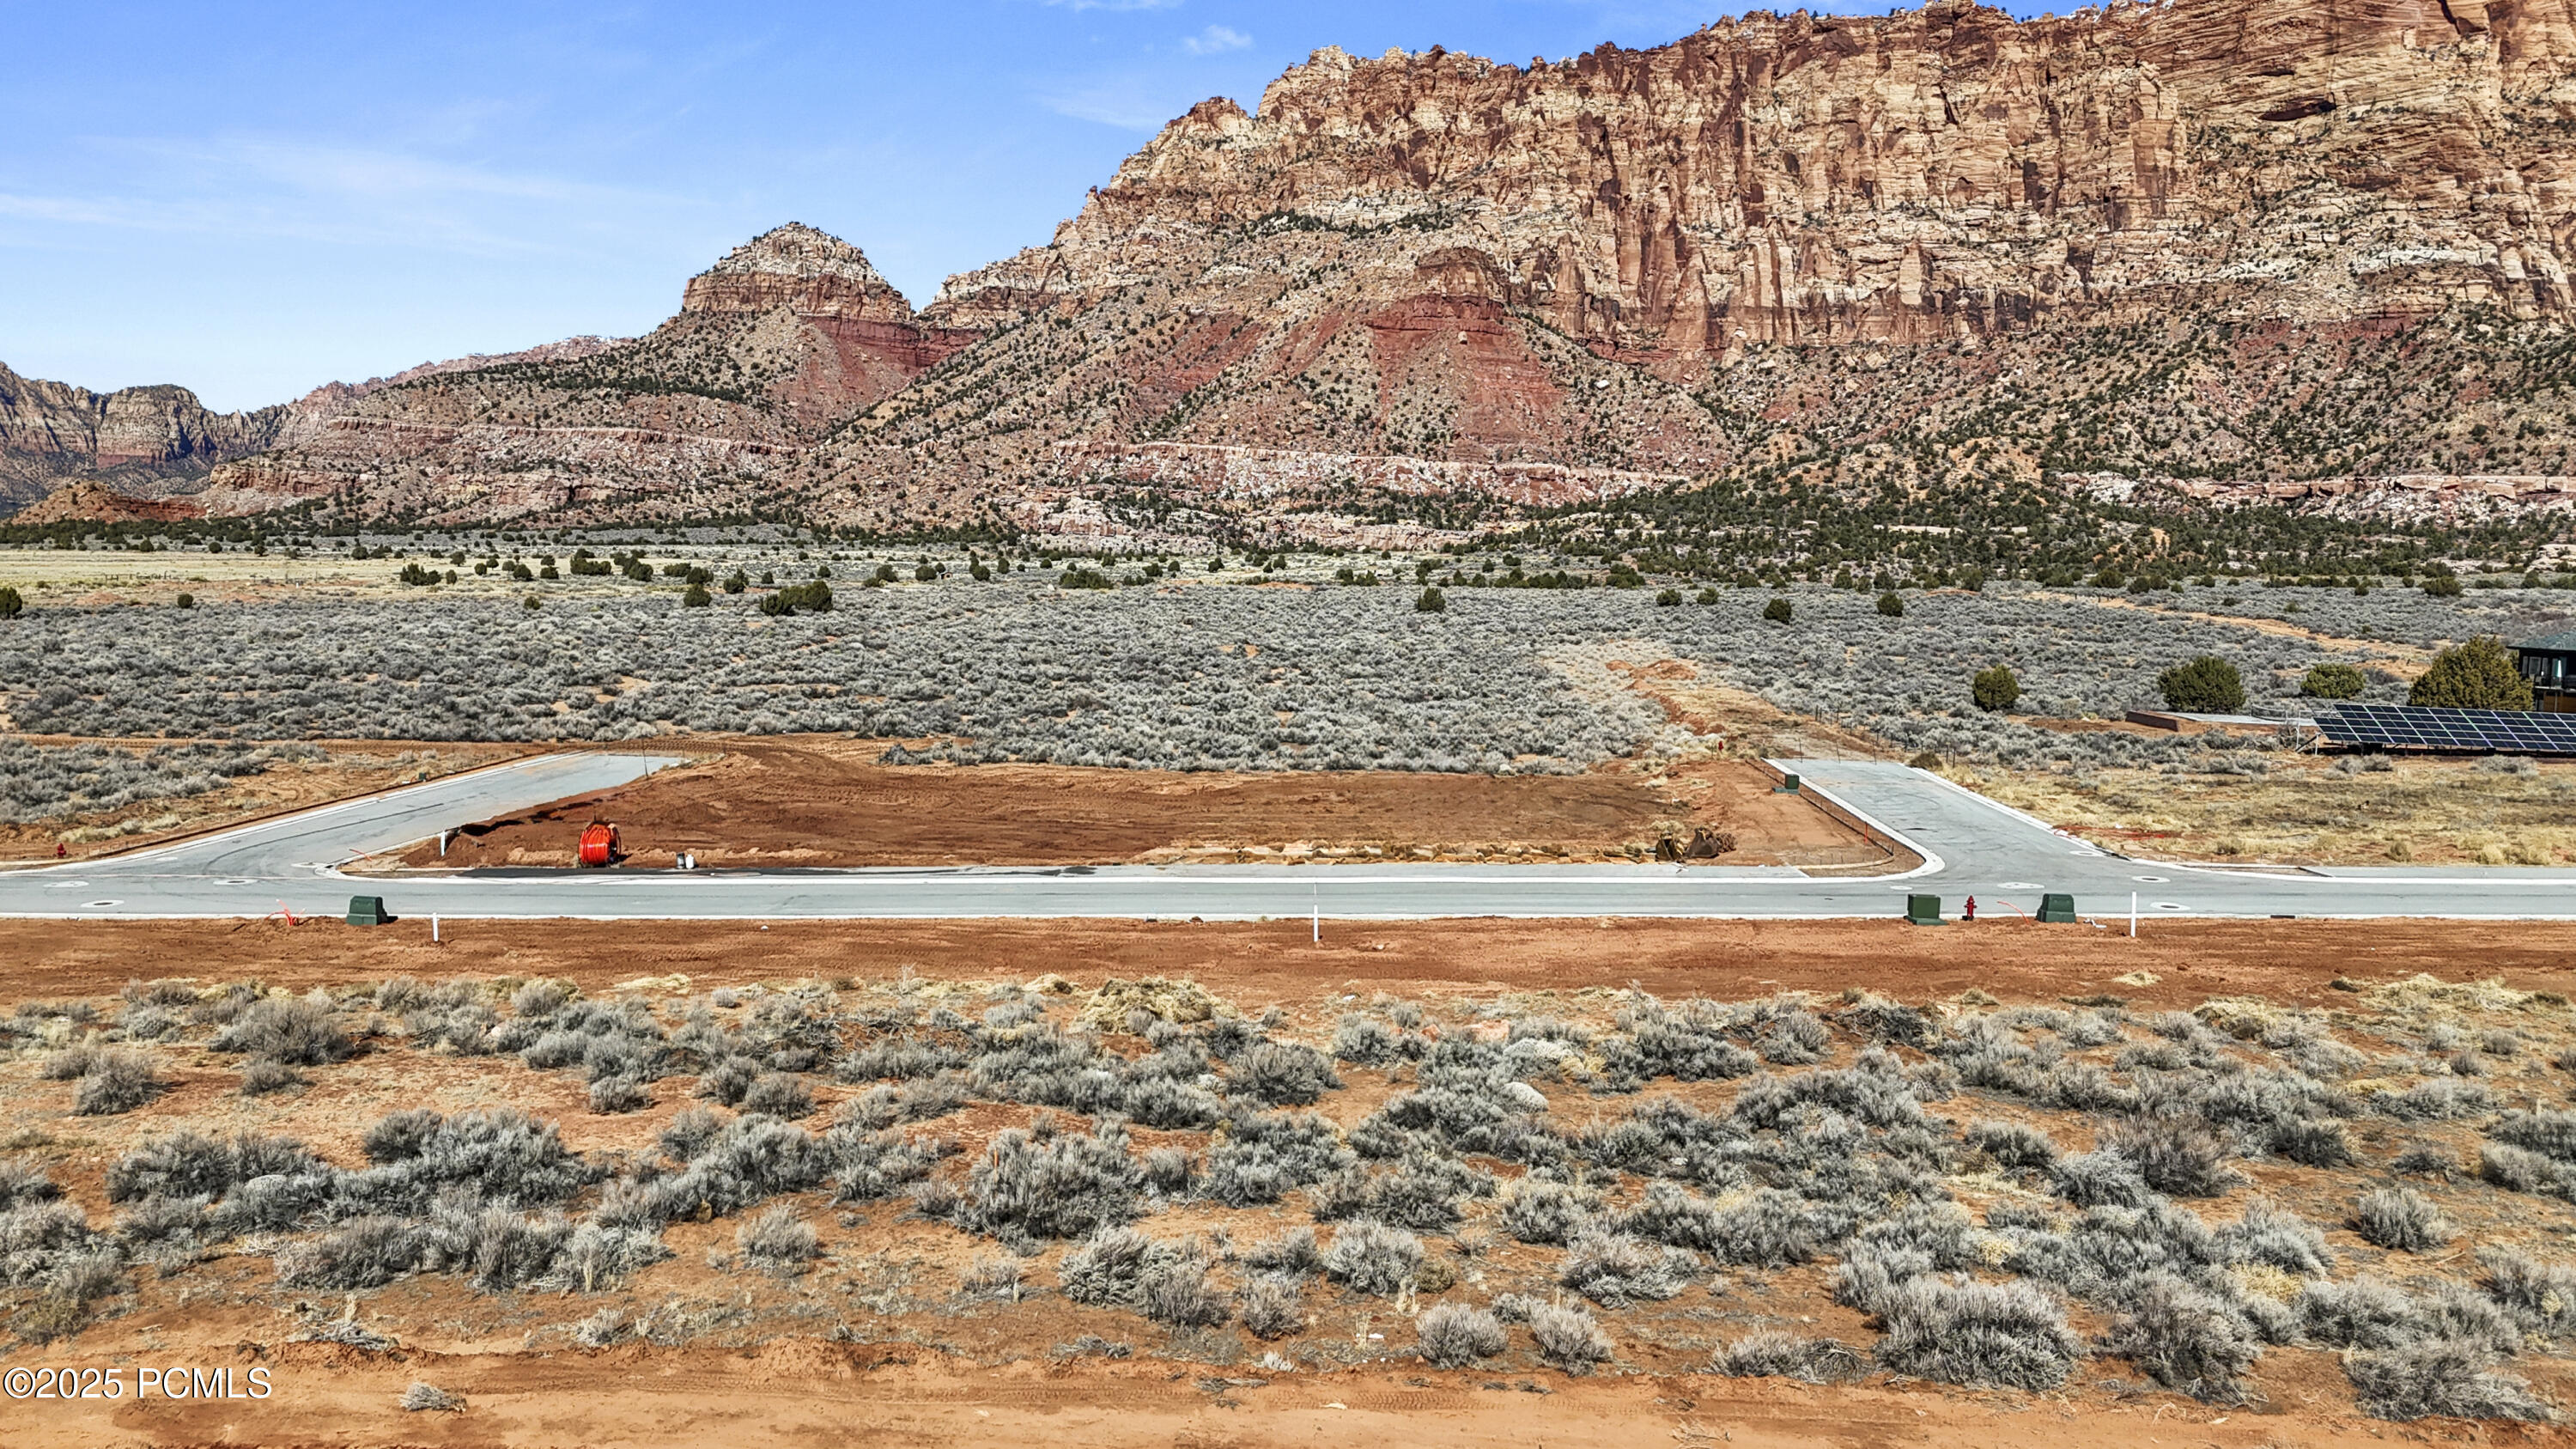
[386,738,1893,870]
[3,917,2574,1447]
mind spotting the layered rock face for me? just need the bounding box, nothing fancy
[951,0,2576,358]
[206,224,976,524]
[0,363,287,513]
[192,0,2576,531]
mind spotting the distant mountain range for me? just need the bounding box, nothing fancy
[16,0,2576,542]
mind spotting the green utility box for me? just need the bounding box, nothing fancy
[346,896,393,927]
[1774,773,1801,794]
[1905,894,1943,926]
[2037,892,2078,924]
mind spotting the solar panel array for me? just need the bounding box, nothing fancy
[2318,703,2576,754]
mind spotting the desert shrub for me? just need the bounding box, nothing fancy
[2269,1118,2353,1167]
[1201,1111,1354,1207]
[240,1058,303,1095]
[1229,1041,1341,1105]
[1059,1226,1155,1306]
[106,1130,322,1203]
[1971,664,2020,712]
[836,1035,965,1081]
[1754,1008,1832,1064]
[951,1122,1142,1244]
[2105,1273,2263,1403]
[344,1108,595,1213]
[400,1383,464,1412]
[39,1044,103,1080]
[1965,1119,2059,1170]
[696,1057,758,1106]
[821,1127,944,1202]
[1242,1226,1323,1278]
[1710,1330,1863,1383]
[273,1218,427,1288]
[2489,1108,2576,1162]
[588,1075,648,1114]
[2215,1199,2334,1276]
[656,1106,726,1163]
[654,1116,825,1217]
[554,1222,670,1292]
[2049,1150,2153,1208]
[2099,1116,2242,1197]
[71,1048,164,1115]
[2420,1280,2524,1357]
[2375,1079,2493,1120]
[1618,1184,1818,1267]
[1312,1160,1488,1231]
[739,1073,814,1119]
[2158,655,2245,713]
[839,1071,971,1130]
[430,1203,573,1291]
[2300,663,2366,699]
[1558,1228,1696,1306]
[1529,1301,1614,1372]
[2299,1276,2423,1349]
[735,1206,820,1273]
[210,994,350,1066]
[1322,1220,1423,1296]
[2478,1248,2576,1333]
[1875,1277,2080,1390]
[1330,1014,1410,1066]
[2408,636,2535,710]
[1499,1177,1603,1245]
[1118,1076,1224,1129]
[958,1255,1024,1301]
[0,1159,59,1211]
[2345,1340,2550,1422]
[2354,1188,2452,1252]
[1139,1243,1228,1327]
[2477,1143,2576,1199]
[1417,1303,1508,1367]
[574,1308,630,1347]
[1606,1001,1760,1082]
[1237,1275,1305,1339]
[1143,1146,1193,1194]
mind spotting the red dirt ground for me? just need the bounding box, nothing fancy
[382,740,1893,871]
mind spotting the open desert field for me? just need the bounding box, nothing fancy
[0,740,523,865]
[3,917,2575,1446]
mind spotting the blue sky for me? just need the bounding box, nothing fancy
[5,1,2004,411]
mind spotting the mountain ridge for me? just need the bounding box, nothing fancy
[33,0,2576,540]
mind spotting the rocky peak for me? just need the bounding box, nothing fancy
[680,222,915,324]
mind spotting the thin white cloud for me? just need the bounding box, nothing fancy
[1182,24,1251,54]
[1037,0,1182,10]
[0,133,702,257]
[1039,83,1188,131]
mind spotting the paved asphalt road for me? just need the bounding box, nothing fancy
[1,752,2570,922]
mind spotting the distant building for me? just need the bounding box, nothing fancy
[2517,629,2576,713]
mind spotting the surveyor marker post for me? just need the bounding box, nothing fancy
[2130,892,2139,939]
[1312,887,1320,945]
[431,915,440,944]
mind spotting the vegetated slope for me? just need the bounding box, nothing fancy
[183,0,2576,539]
[202,226,977,526]
[8,962,2576,1427]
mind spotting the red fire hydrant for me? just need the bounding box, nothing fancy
[1964,895,1978,922]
